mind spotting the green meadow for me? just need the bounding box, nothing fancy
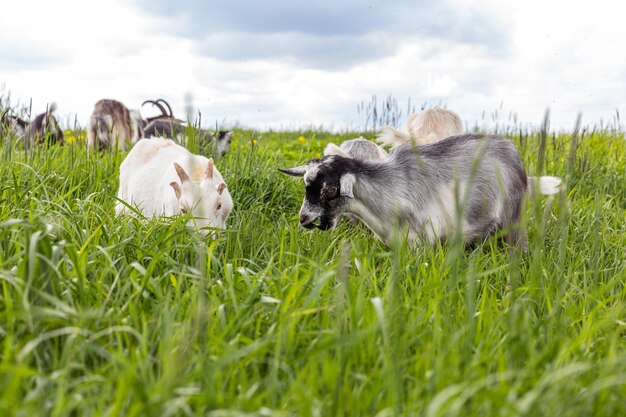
[1,125,625,416]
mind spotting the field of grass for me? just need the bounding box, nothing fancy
[1,126,625,416]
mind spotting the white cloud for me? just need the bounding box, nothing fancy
[0,0,624,132]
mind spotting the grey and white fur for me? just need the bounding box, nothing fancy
[324,137,388,160]
[206,130,233,157]
[325,135,561,197]
[281,134,560,248]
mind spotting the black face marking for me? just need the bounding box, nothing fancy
[298,155,359,230]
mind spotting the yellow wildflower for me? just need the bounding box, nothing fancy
[297,136,306,142]
[66,136,76,144]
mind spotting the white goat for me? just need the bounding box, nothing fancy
[87,99,144,151]
[377,108,464,147]
[281,134,562,248]
[116,138,233,237]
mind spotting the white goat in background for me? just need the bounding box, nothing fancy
[377,108,464,147]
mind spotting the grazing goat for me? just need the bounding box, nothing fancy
[208,130,233,157]
[323,136,559,227]
[1,104,63,145]
[281,134,561,248]
[143,118,186,141]
[141,100,233,156]
[141,99,186,139]
[87,99,143,151]
[377,108,463,147]
[116,138,233,237]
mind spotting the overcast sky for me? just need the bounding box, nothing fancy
[1,0,625,132]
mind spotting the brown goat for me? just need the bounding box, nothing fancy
[87,99,143,151]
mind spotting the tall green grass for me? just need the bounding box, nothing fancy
[1,127,625,416]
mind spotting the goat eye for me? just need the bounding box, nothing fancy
[321,184,339,199]
[216,203,222,210]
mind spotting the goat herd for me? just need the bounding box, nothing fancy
[1,102,562,248]
[0,98,233,155]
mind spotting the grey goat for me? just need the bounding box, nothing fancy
[141,98,185,140]
[280,134,561,248]
[324,137,388,160]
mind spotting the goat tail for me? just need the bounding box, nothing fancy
[47,102,58,114]
[527,176,562,196]
[376,126,412,146]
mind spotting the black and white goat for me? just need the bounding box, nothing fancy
[205,130,233,157]
[1,109,27,139]
[1,104,63,145]
[281,134,562,248]
[87,99,144,151]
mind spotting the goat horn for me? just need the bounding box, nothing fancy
[142,99,168,117]
[156,99,173,117]
[205,158,214,179]
[173,162,190,183]
[278,165,308,177]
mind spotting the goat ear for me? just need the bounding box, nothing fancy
[205,158,214,179]
[170,182,182,199]
[340,173,356,198]
[216,182,227,195]
[278,165,307,177]
[174,162,190,183]
[324,143,349,158]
